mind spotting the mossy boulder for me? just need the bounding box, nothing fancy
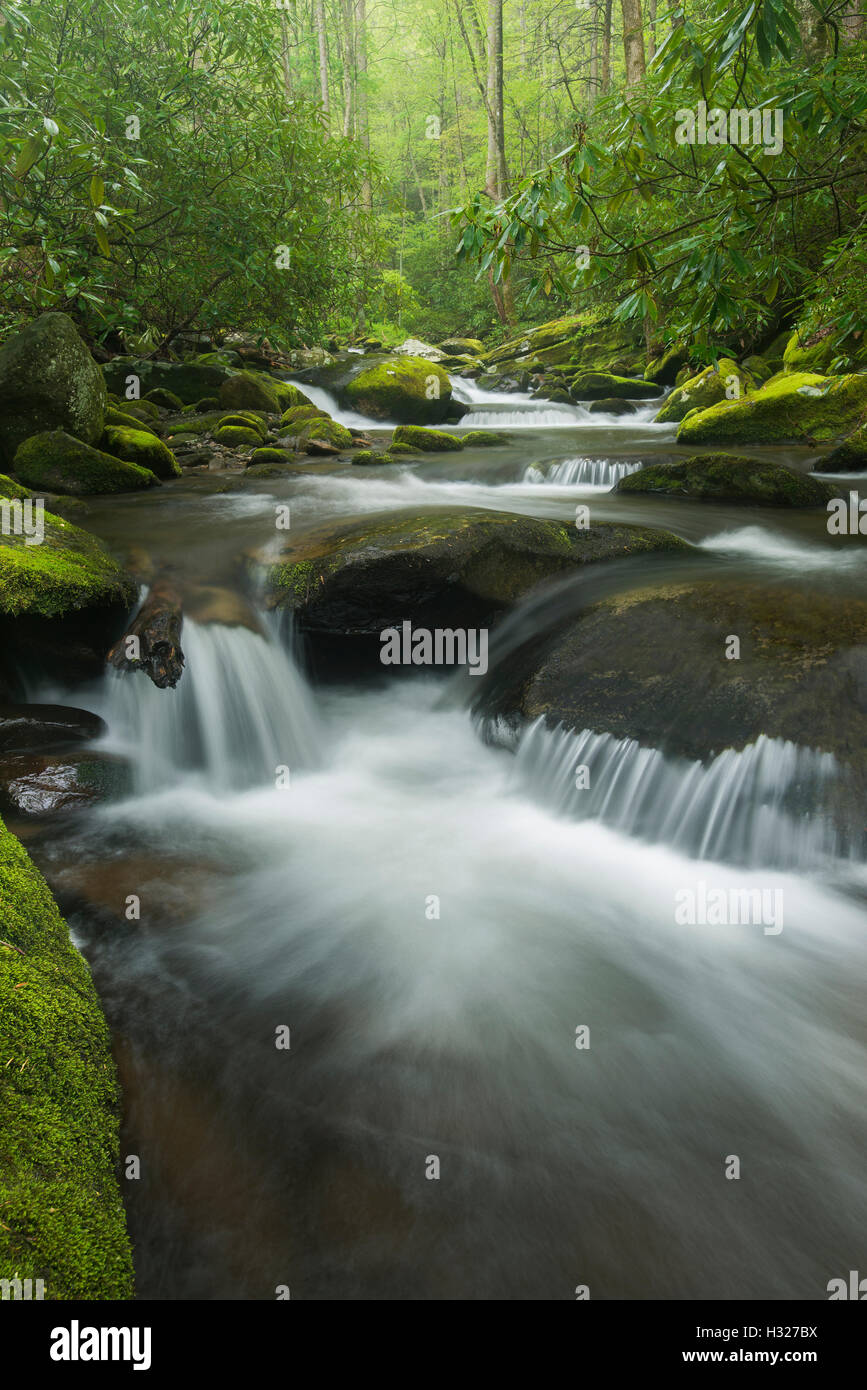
[0,313,107,469]
[0,474,33,502]
[101,425,181,480]
[278,382,314,410]
[587,398,638,417]
[102,356,230,406]
[143,387,184,411]
[218,370,295,414]
[0,814,134,1298]
[438,338,485,356]
[392,425,463,452]
[298,418,353,450]
[614,453,838,506]
[781,329,863,375]
[387,442,422,456]
[814,424,867,473]
[249,508,688,649]
[677,372,867,446]
[740,354,774,385]
[654,359,753,423]
[249,447,295,465]
[213,425,262,448]
[644,344,691,385]
[351,450,397,466]
[280,404,329,428]
[164,412,224,438]
[218,412,267,438]
[343,357,452,425]
[14,431,160,495]
[104,406,159,436]
[485,580,867,764]
[570,372,659,401]
[459,430,511,447]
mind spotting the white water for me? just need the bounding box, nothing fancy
[451,376,668,431]
[524,456,644,487]
[84,664,867,1297]
[699,524,867,572]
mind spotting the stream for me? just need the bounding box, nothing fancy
[16,378,867,1300]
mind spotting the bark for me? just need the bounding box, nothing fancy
[107,579,185,689]
[279,12,293,104]
[647,0,657,60]
[315,0,330,129]
[620,0,646,87]
[356,0,371,208]
[602,0,613,92]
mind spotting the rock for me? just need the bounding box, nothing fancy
[343,357,452,424]
[491,579,867,763]
[102,356,231,405]
[460,430,512,445]
[814,424,867,472]
[184,584,264,633]
[280,404,328,428]
[677,372,867,446]
[392,425,463,452]
[655,359,751,423]
[535,386,574,404]
[13,430,160,494]
[164,412,224,438]
[249,447,296,465]
[249,509,689,643]
[0,473,32,501]
[0,811,134,1297]
[570,371,660,401]
[392,338,447,362]
[298,418,353,450]
[644,344,690,385]
[782,327,867,375]
[352,450,397,466]
[217,370,295,413]
[444,399,471,421]
[217,412,267,438]
[438,338,485,356]
[0,313,107,468]
[104,406,160,436]
[586,398,638,417]
[740,354,774,385]
[386,443,422,456]
[303,438,341,456]
[213,425,262,448]
[144,387,184,411]
[0,703,106,753]
[0,749,132,817]
[101,425,181,479]
[614,453,838,506]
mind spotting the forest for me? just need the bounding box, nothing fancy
[1,0,867,1322]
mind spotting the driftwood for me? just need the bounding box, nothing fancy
[107,578,185,689]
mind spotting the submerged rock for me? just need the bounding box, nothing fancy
[614,453,837,507]
[0,749,132,817]
[814,424,867,473]
[0,313,107,468]
[0,812,134,1297]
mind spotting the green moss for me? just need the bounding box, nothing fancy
[655,359,750,423]
[344,357,452,424]
[14,431,160,495]
[164,412,224,437]
[351,450,397,466]
[218,413,267,438]
[279,382,314,410]
[280,405,329,428]
[214,425,262,447]
[0,507,136,619]
[0,474,32,501]
[218,370,297,414]
[104,407,159,436]
[614,452,837,506]
[814,423,867,473]
[387,442,423,455]
[0,814,134,1299]
[298,418,353,450]
[392,425,463,451]
[250,447,295,464]
[570,371,659,401]
[144,387,184,411]
[194,396,221,412]
[677,371,867,445]
[438,338,485,355]
[101,425,181,480]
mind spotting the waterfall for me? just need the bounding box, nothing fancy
[513,720,849,868]
[524,457,644,487]
[100,617,321,793]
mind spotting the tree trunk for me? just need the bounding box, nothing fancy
[620,0,646,87]
[107,579,185,689]
[356,0,371,209]
[602,0,613,92]
[647,0,657,60]
[315,0,330,130]
[279,12,293,104]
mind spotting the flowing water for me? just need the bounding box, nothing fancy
[21,378,867,1300]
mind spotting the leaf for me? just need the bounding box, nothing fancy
[90,174,105,207]
[95,223,111,257]
[14,134,43,179]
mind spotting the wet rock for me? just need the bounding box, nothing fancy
[102,356,231,405]
[343,357,452,425]
[614,453,838,507]
[0,750,131,817]
[587,398,638,416]
[0,703,106,753]
[677,372,867,446]
[0,313,107,468]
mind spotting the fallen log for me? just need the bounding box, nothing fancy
[107,578,185,688]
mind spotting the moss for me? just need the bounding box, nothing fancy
[14,431,159,495]
[119,399,160,422]
[164,412,224,437]
[614,452,838,506]
[0,313,107,469]
[101,425,181,480]
[814,424,867,473]
[250,447,295,464]
[195,396,221,411]
[677,371,867,445]
[143,387,184,411]
[298,418,353,450]
[280,405,329,428]
[0,814,134,1299]
[740,354,774,385]
[438,338,485,355]
[0,507,137,619]
[569,371,659,401]
[279,382,314,410]
[0,474,32,501]
[218,370,296,414]
[351,450,397,466]
[344,357,452,425]
[104,407,159,436]
[655,359,751,423]
[218,413,267,438]
[387,442,423,455]
[644,344,690,385]
[392,425,464,452]
[213,425,262,447]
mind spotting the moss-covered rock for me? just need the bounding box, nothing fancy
[218,370,295,414]
[782,329,858,375]
[644,344,691,385]
[101,425,181,479]
[0,313,107,469]
[249,447,295,465]
[459,430,511,447]
[298,418,354,450]
[0,504,136,622]
[104,406,159,436]
[614,453,838,506]
[387,442,422,455]
[164,412,224,438]
[250,508,688,644]
[570,371,659,401]
[217,412,267,438]
[14,431,160,495]
[0,474,33,502]
[144,386,184,411]
[392,425,463,452]
[278,382,314,410]
[587,398,637,417]
[343,357,452,425]
[740,354,774,385]
[677,372,867,445]
[438,338,485,356]
[655,359,753,423]
[280,404,329,428]
[814,423,867,473]
[213,425,262,448]
[351,450,398,466]
[102,356,230,406]
[194,395,221,412]
[0,814,134,1298]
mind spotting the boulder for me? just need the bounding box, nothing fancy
[102,356,230,405]
[814,424,867,473]
[655,359,751,423]
[0,749,131,817]
[0,313,106,468]
[13,431,160,494]
[614,453,837,507]
[460,430,512,445]
[392,338,447,362]
[298,418,354,451]
[587,398,638,417]
[644,344,691,385]
[677,372,867,446]
[0,812,134,1297]
[570,371,659,401]
[0,703,106,753]
[438,338,485,356]
[343,357,452,424]
[218,370,296,414]
[392,425,463,452]
[101,425,181,479]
